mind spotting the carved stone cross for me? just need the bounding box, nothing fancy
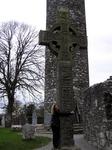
[39,7,84,149]
[39,8,86,60]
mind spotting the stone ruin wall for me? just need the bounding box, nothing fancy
[83,77,112,150]
[45,0,89,124]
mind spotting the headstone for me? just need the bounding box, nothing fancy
[39,8,84,149]
[22,123,35,140]
[1,115,5,127]
[32,109,37,125]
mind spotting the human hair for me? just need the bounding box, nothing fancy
[51,103,59,114]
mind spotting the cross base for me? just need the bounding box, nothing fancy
[60,145,81,150]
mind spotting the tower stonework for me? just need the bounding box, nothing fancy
[44,0,89,125]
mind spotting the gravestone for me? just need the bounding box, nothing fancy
[32,109,37,125]
[22,123,35,140]
[0,114,5,127]
[39,8,84,149]
[1,115,5,127]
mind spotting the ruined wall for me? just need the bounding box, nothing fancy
[83,77,112,150]
[45,0,89,124]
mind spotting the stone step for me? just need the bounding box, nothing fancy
[73,124,83,134]
[35,124,83,134]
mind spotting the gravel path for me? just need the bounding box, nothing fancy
[74,134,97,150]
[34,134,97,150]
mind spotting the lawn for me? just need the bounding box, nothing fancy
[0,128,51,150]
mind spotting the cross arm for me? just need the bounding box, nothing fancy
[39,30,60,45]
[39,30,49,46]
[39,30,59,56]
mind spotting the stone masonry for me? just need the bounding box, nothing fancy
[45,0,89,125]
[83,76,112,150]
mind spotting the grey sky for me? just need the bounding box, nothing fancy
[0,0,112,86]
[86,0,112,85]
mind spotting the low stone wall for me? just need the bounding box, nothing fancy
[83,77,112,150]
[11,125,22,131]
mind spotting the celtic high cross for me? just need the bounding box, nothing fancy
[39,7,85,149]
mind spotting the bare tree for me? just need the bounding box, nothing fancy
[0,21,44,127]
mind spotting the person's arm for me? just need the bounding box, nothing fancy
[58,111,74,116]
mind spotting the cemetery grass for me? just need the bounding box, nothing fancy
[0,128,51,150]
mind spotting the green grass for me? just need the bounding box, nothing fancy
[0,128,51,150]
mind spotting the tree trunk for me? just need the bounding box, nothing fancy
[5,94,14,128]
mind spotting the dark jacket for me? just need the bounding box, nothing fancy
[51,111,60,128]
[51,111,72,128]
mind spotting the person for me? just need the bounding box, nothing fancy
[50,102,74,150]
[51,103,60,150]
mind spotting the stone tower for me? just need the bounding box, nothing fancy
[44,0,89,125]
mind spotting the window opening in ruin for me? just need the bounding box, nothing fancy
[104,92,112,120]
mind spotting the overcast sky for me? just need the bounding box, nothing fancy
[0,0,112,86]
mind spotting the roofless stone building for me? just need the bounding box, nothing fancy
[83,76,112,150]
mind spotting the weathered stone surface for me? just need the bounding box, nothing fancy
[39,8,76,148]
[83,76,112,150]
[22,123,35,140]
[60,146,81,150]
